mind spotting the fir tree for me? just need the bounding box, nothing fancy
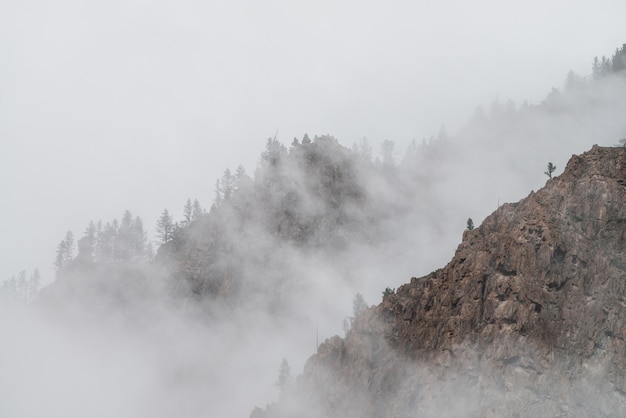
[262,137,287,167]
[192,199,204,221]
[55,240,67,275]
[221,168,235,201]
[77,221,97,262]
[28,269,41,302]
[64,231,75,262]
[235,165,248,188]
[351,293,368,324]
[380,140,395,166]
[16,271,27,298]
[612,44,626,73]
[214,179,223,208]
[182,198,193,226]
[115,210,135,261]
[275,358,292,393]
[131,216,147,259]
[592,56,601,79]
[545,162,556,179]
[156,209,174,244]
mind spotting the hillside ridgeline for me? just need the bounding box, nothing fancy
[255,145,626,418]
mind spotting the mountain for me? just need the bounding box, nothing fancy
[254,145,626,417]
[38,59,626,318]
[23,47,626,418]
[161,135,376,306]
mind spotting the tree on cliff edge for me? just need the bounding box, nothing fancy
[545,162,556,179]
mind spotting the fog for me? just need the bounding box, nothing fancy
[261,328,626,418]
[2,1,626,417]
[3,0,626,283]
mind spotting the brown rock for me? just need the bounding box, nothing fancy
[258,146,626,417]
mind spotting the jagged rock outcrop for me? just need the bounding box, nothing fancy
[257,145,626,417]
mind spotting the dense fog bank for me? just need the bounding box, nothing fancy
[3,50,626,417]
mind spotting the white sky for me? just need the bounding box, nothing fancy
[1,0,625,282]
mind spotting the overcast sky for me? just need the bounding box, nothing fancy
[1,0,625,283]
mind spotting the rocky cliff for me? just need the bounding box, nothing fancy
[255,145,626,418]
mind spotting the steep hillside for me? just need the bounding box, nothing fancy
[160,135,413,309]
[256,145,626,417]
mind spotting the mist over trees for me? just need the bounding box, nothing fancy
[22,44,626,310]
[55,211,151,270]
[5,44,626,418]
[26,44,626,318]
[592,43,626,79]
[1,269,41,303]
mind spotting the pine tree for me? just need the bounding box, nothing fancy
[146,242,155,261]
[275,358,292,393]
[77,221,97,262]
[382,287,395,298]
[214,179,223,208]
[131,216,147,259]
[351,293,368,324]
[28,269,41,302]
[96,221,117,262]
[55,240,67,275]
[115,210,134,261]
[612,44,626,73]
[565,71,583,90]
[2,275,17,295]
[262,137,287,167]
[380,140,395,166]
[601,56,611,75]
[192,199,204,221]
[182,198,193,226]
[64,231,75,262]
[16,271,27,299]
[545,162,556,179]
[235,165,248,188]
[343,318,351,337]
[156,209,174,244]
[355,137,373,162]
[94,220,103,260]
[221,168,235,201]
[592,56,601,79]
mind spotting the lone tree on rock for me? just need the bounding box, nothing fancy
[545,162,556,179]
[466,218,474,231]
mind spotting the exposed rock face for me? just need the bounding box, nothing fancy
[257,145,626,417]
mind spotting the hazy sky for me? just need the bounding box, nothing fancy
[1,0,625,282]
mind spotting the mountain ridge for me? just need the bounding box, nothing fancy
[256,145,626,417]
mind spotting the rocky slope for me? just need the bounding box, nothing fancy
[255,145,626,417]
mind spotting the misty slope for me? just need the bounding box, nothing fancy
[39,62,626,319]
[255,145,626,418]
[161,134,414,310]
[163,70,626,317]
[21,47,626,418]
